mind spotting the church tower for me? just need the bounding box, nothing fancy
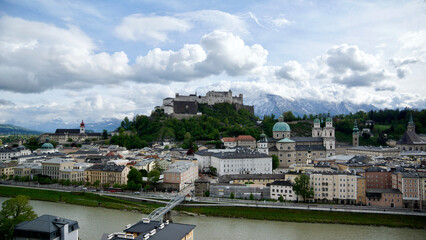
[352,120,359,147]
[80,120,85,134]
[323,113,335,156]
[407,112,415,133]
[312,118,322,137]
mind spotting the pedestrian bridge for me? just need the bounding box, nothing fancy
[143,195,185,222]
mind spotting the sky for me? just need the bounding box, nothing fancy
[0,0,425,129]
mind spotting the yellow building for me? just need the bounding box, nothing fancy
[0,163,16,177]
[357,176,366,205]
[13,166,32,178]
[41,158,75,180]
[85,164,130,185]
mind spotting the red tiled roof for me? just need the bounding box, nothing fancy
[106,152,115,156]
[222,137,236,142]
[236,135,255,141]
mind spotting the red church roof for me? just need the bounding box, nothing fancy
[80,120,85,127]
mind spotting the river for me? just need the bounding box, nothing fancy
[1,197,425,240]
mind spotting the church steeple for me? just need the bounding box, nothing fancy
[407,112,415,132]
[80,120,85,134]
[352,120,359,147]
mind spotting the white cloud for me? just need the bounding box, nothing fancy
[178,10,249,36]
[0,16,131,93]
[271,17,290,27]
[115,14,191,42]
[0,16,268,92]
[325,44,378,74]
[276,61,309,81]
[197,31,268,76]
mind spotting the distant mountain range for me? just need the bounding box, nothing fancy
[7,118,122,134]
[0,124,43,135]
[2,95,382,134]
[246,94,378,118]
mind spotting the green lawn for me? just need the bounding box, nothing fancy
[175,206,426,229]
[375,124,391,131]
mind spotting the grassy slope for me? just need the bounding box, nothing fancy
[176,206,426,229]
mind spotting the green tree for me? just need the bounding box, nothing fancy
[204,190,210,197]
[283,111,297,121]
[127,167,142,185]
[293,174,313,202]
[93,180,100,189]
[139,169,148,177]
[0,195,37,240]
[279,195,284,202]
[249,193,254,200]
[230,192,235,199]
[102,130,108,140]
[113,183,121,189]
[153,161,164,173]
[102,183,110,189]
[272,154,279,169]
[148,170,160,186]
[85,182,91,187]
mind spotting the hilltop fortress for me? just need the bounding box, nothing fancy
[160,90,254,119]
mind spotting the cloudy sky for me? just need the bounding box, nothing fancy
[0,0,425,129]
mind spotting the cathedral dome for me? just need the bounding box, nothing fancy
[41,142,54,149]
[314,118,320,124]
[273,122,291,132]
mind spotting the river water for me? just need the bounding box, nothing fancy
[1,197,425,240]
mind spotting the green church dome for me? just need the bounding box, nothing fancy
[41,142,54,149]
[278,138,295,143]
[314,118,320,124]
[273,122,291,132]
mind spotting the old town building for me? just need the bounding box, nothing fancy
[257,114,335,168]
[38,121,102,144]
[85,164,130,185]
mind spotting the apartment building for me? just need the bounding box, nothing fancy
[41,158,75,180]
[366,189,403,208]
[85,164,130,185]
[270,181,297,201]
[357,176,366,205]
[0,147,31,160]
[393,172,422,209]
[309,172,358,204]
[365,167,392,189]
[163,162,198,191]
[0,162,16,177]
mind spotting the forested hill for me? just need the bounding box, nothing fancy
[0,124,42,135]
[111,104,425,149]
[111,103,266,149]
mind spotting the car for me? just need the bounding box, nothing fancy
[82,187,87,190]
[134,192,140,194]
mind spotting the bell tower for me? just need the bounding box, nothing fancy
[407,112,415,133]
[352,120,359,147]
[80,120,85,134]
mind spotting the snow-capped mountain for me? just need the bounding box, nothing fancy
[246,94,378,117]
